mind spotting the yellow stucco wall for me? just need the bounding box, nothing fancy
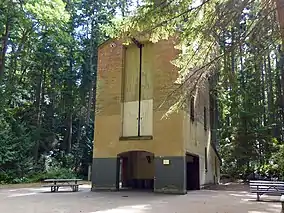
[94,112,184,158]
[94,38,184,158]
[94,38,221,185]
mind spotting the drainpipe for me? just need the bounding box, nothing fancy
[131,38,143,136]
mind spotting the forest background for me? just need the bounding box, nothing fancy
[1,0,284,183]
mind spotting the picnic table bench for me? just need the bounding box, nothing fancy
[42,179,83,192]
[249,180,284,201]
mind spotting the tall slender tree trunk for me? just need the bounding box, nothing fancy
[275,55,282,141]
[63,0,75,154]
[276,0,284,44]
[65,50,73,154]
[49,66,56,145]
[0,19,10,81]
[87,20,94,125]
[34,69,43,163]
[66,112,72,153]
[266,53,274,126]
[275,0,284,140]
[261,57,267,126]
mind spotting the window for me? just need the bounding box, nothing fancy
[121,43,153,138]
[204,107,207,131]
[190,97,194,121]
[205,147,208,172]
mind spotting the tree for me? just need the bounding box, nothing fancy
[107,0,284,178]
[0,0,120,183]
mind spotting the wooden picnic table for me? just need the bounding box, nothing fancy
[249,180,284,201]
[42,178,83,192]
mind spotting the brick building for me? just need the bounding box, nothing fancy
[91,37,221,194]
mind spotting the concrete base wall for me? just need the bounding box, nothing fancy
[154,156,186,194]
[91,156,187,194]
[91,158,118,191]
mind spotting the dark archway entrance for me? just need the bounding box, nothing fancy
[186,153,200,190]
[118,151,154,190]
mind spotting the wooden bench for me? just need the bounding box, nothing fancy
[42,179,83,192]
[249,180,284,201]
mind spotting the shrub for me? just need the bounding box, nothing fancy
[29,167,77,182]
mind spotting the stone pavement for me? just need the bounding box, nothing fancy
[0,184,281,213]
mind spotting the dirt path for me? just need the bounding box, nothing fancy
[206,181,250,191]
[0,183,281,213]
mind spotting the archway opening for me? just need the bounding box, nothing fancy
[118,151,154,191]
[186,153,200,190]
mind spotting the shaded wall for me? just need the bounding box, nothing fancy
[182,79,221,186]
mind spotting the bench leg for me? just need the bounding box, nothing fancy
[50,186,59,192]
[257,193,260,201]
[282,202,284,213]
[71,185,79,192]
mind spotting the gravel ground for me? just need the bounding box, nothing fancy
[0,183,281,213]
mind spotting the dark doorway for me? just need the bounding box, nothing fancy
[117,151,154,191]
[186,154,200,190]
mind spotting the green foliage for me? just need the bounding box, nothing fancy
[0,0,123,184]
[0,112,35,183]
[109,0,284,180]
[24,0,70,25]
[2,0,283,184]
[271,142,284,179]
[29,167,77,183]
[0,167,77,184]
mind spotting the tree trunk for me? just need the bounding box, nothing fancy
[66,112,72,153]
[0,19,10,81]
[63,1,75,154]
[275,0,284,140]
[276,0,284,44]
[266,53,274,125]
[65,52,73,154]
[275,55,282,141]
[261,57,267,126]
[34,69,43,163]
